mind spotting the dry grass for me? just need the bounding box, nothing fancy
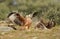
[0,21,60,39]
[0,25,60,39]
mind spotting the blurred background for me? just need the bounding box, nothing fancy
[0,0,60,25]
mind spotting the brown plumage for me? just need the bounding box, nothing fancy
[7,12,32,30]
[35,18,47,29]
[46,19,56,29]
[35,18,56,29]
[24,15,32,29]
[7,12,23,26]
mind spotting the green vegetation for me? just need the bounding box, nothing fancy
[0,0,60,39]
[0,0,60,24]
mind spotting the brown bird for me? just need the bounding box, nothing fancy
[46,19,56,29]
[7,12,23,26]
[7,12,32,30]
[35,18,47,29]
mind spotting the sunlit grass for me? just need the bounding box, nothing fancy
[0,25,60,39]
